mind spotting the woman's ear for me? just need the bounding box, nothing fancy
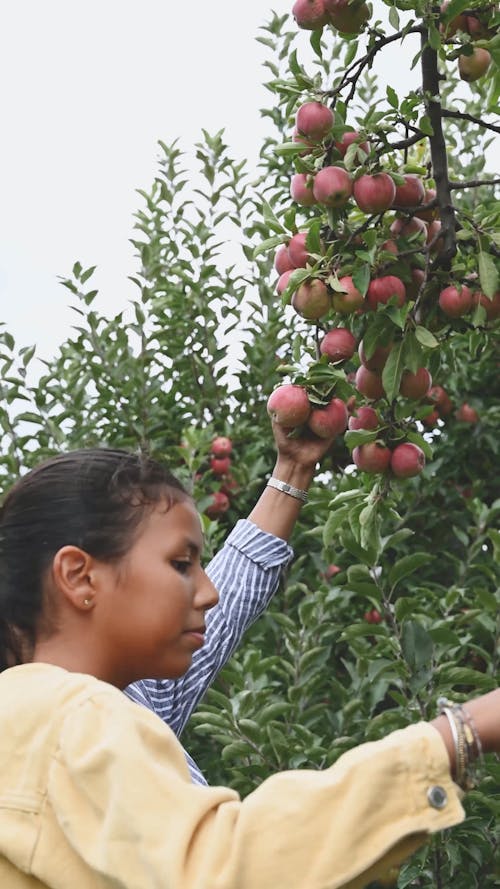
[51,546,98,612]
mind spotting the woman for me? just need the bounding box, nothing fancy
[0,447,498,888]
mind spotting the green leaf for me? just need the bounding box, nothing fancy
[252,235,285,260]
[382,339,405,401]
[388,5,400,29]
[389,552,431,587]
[343,429,379,450]
[401,620,434,671]
[359,502,381,555]
[418,115,434,136]
[414,325,439,348]
[478,250,499,298]
[352,263,370,297]
[405,430,433,461]
[280,268,311,305]
[386,85,399,109]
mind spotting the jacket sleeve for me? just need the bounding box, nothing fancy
[125,520,294,736]
[44,691,465,889]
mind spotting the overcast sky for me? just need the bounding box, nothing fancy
[2,0,487,363]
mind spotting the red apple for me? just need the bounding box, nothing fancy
[334,130,370,157]
[292,279,331,320]
[406,268,425,301]
[364,608,382,624]
[355,366,385,400]
[415,188,438,222]
[358,339,392,371]
[313,166,353,208]
[324,564,341,579]
[380,238,398,256]
[367,276,406,310]
[292,0,329,29]
[267,384,311,427]
[438,284,473,318]
[276,269,294,295]
[353,173,396,213]
[422,408,440,428]
[353,442,391,473]
[220,475,239,496]
[390,216,427,241]
[473,290,500,320]
[458,48,491,82]
[333,276,365,313]
[392,175,425,207]
[390,442,425,478]
[296,101,334,141]
[426,220,444,252]
[274,245,295,275]
[288,232,311,268]
[319,327,357,362]
[325,0,370,33]
[211,436,233,457]
[290,173,317,206]
[440,1,468,38]
[428,385,453,416]
[399,367,432,400]
[210,456,231,476]
[205,490,230,519]
[348,405,379,431]
[308,397,348,438]
[456,403,479,423]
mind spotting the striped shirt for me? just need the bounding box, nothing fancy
[124,519,294,784]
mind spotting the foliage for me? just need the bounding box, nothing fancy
[1,2,499,886]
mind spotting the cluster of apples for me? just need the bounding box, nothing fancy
[205,436,236,519]
[292,0,370,35]
[440,0,495,82]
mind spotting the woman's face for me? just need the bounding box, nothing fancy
[95,499,219,688]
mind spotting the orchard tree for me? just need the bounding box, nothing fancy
[0,2,499,886]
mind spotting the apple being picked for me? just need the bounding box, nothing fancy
[390,443,425,478]
[211,436,233,458]
[267,384,311,427]
[307,397,348,438]
[319,327,357,362]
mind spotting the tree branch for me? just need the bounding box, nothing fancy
[441,108,500,134]
[420,29,456,267]
[450,178,500,190]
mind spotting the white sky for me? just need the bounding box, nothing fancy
[1,1,489,362]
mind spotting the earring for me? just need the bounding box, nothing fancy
[83,598,92,606]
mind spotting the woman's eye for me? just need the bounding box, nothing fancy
[171,560,192,575]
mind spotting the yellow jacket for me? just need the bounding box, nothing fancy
[0,664,464,888]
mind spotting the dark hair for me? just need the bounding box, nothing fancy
[0,448,189,671]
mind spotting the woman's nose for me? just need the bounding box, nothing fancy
[195,569,219,612]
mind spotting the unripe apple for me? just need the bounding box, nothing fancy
[313,166,353,208]
[324,563,341,579]
[392,174,425,207]
[353,442,391,473]
[390,216,427,241]
[308,397,348,438]
[325,0,370,33]
[458,48,491,82]
[211,436,233,457]
[353,173,396,213]
[267,384,311,427]
[473,290,500,321]
[205,490,230,519]
[276,269,294,295]
[355,365,385,400]
[399,367,432,400]
[390,442,425,478]
[456,403,479,423]
[428,385,453,416]
[292,279,331,320]
[274,245,295,275]
[290,173,317,206]
[210,456,231,476]
[348,405,379,430]
[438,284,473,317]
[334,130,370,157]
[333,276,365,313]
[415,188,438,222]
[358,339,392,371]
[296,101,334,141]
[319,327,357,362]
[288,232,311,268]
[367,275,406,310]
[292,0,329,29]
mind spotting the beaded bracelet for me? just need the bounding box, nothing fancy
[437,696,484,791]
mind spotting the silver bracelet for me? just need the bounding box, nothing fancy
[266,477,308,503]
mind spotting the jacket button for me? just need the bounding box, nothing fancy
[427,785,447,809]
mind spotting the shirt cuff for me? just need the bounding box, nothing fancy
[223,519,294,569]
